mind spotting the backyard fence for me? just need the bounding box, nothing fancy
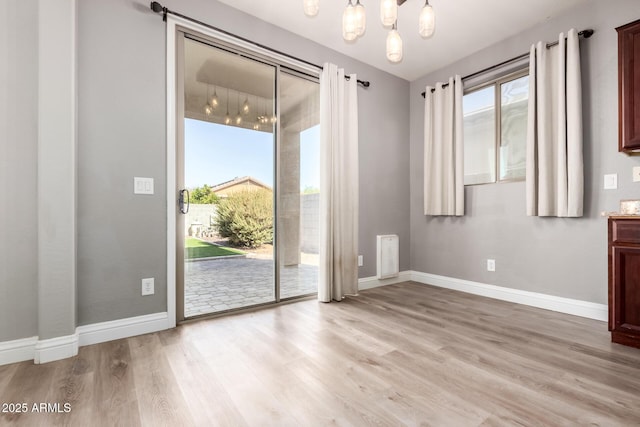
[184,194,319,255]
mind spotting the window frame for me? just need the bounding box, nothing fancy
[463,68,530,186]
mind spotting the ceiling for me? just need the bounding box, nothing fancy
[185,37,319,133]
[217,0,588,81]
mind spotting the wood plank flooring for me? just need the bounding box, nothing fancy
[2,281,640,426]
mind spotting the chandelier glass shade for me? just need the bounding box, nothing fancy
[303,0,319,17]
[354,0,366,36]
[210,87,219,109]
[419,1,435,38]
[342,1,358,41]
[224,88,231,125]
[242,95,250,115]
[306,0,436,64]
[386,23,403,63]
[342,0,366,41]
[380,0,397,28]
[235,93,242,125]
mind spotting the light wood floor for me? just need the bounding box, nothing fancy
[2,281,640,426]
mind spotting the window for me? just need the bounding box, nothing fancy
[463,71,529,185]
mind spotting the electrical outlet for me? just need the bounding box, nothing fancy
[358,255,363,267]
[141,278,154,296]
[633,166,640,183]
[487,259,496,272]
[604,173,618,190]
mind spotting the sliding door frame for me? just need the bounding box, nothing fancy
[166,15,319,325]
[175,30,186,322]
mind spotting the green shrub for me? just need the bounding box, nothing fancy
[214,189,273,248]
[190,184,219,204]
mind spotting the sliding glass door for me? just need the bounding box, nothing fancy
[176,30,320,320]
[278,71,320,299]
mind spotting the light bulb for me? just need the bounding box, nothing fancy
[211,88,219,109]
[224,88,231,125]
[242,97,250,115]
[303,0,319,17]
[204,104,213,116]
[354,0,366,37]
[234,92,243,125]
[342,1,357,41]
[386,26,403,63]
[380,0,397,28]
[253,123,260,130]
[270,116,277,124]
[419,1,435,38]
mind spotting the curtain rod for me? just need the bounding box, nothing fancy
[149,2,371,88]
[420,29,594,98]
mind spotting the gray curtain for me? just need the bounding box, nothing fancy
[526,29,584,217]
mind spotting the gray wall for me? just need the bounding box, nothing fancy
[77,0,168,324]
[76,0,410,325]
[0,1,39,342]
[409,0,640,305]
[3,0,636,346]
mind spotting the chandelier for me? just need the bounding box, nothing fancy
[202,85,276,131]
[304,0,435,63]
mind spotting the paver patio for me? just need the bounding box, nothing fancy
[185,257,318,317]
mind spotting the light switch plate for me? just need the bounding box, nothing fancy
[358,255,363,267]
[134,177,154,195]
[633,166,640,183]
[604,174,618,190]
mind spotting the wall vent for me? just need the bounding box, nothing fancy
[376,234,399,279]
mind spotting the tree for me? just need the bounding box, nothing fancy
[214,189,273,248]
[190,184,219,204]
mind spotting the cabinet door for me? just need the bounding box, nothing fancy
[618,20,640,152]
[611,246,640,337]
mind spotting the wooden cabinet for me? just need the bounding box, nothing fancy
[608,217,640,348]
[617,19,640,152]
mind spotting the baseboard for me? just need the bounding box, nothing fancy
[76,312,170,347]
[2,334,80,365]
[410,271,608,321]
[34,334,79,364]
[0,312,170,366]
[2,272,607,365]
[0,336,38,365]
[358,270,412,290]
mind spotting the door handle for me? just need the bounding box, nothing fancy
[179,189,190,214]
